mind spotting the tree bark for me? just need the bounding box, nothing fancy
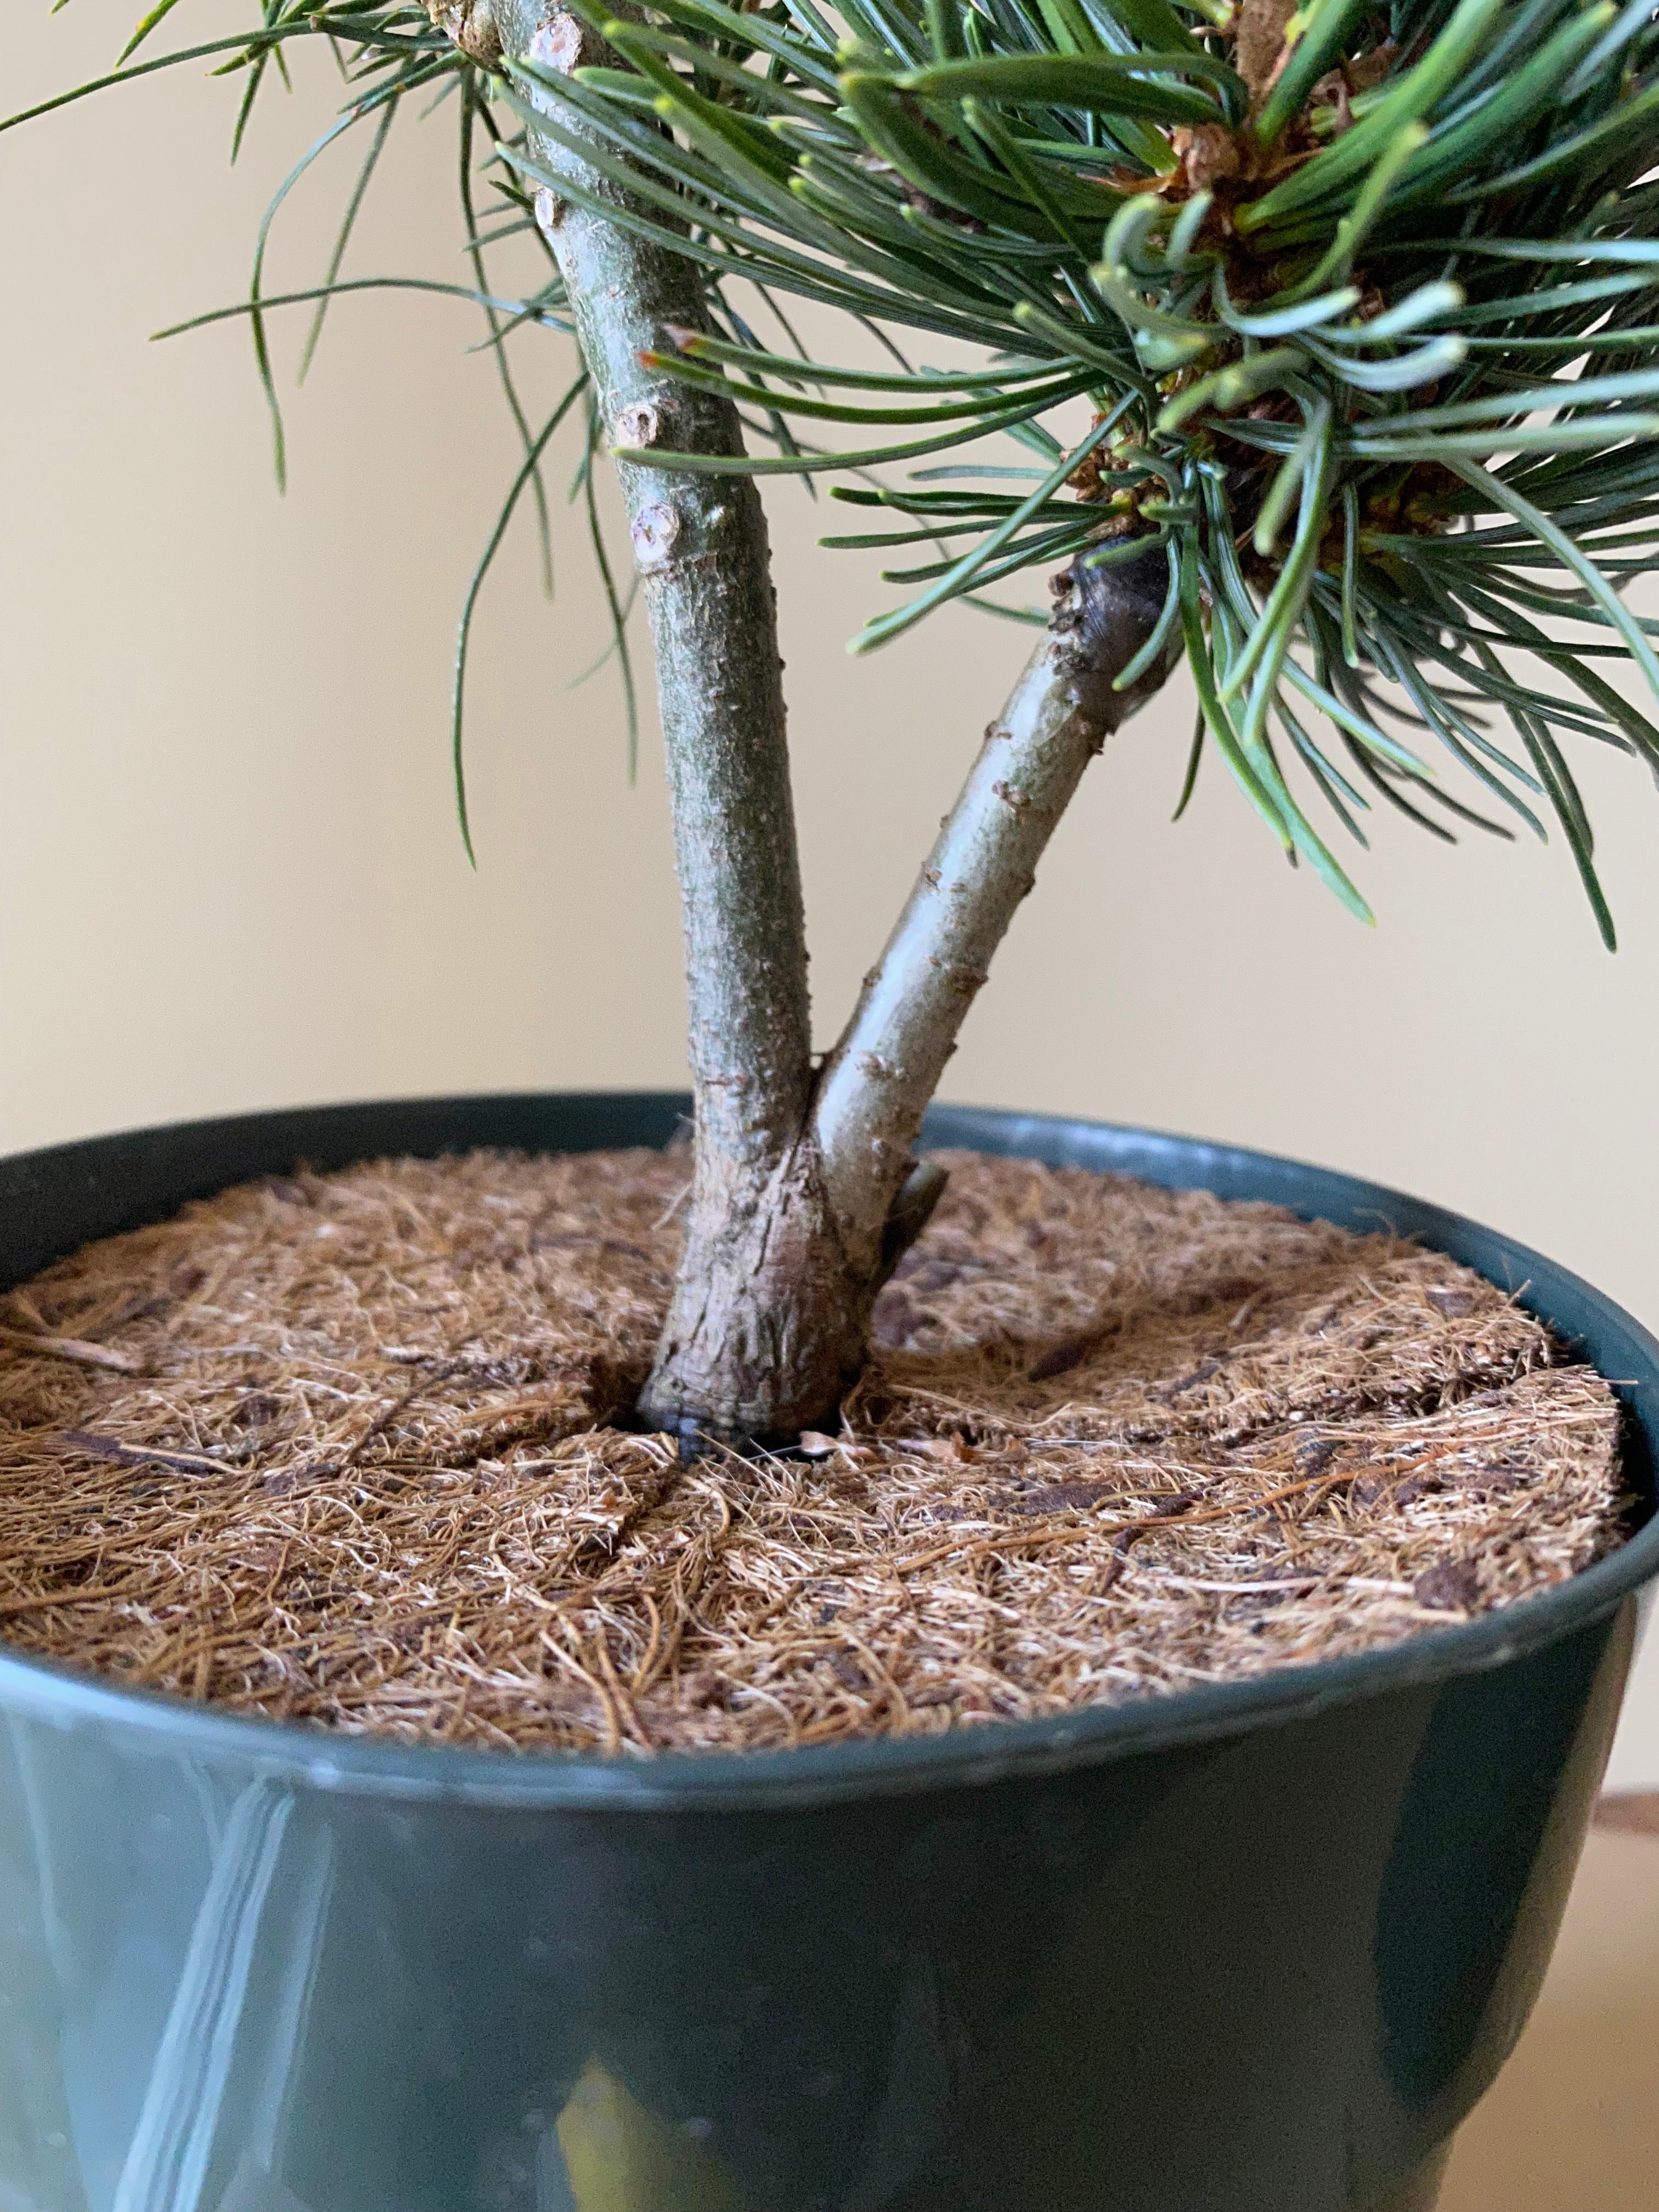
[647,545,1175,1442]
[811,546,1175,1255]
[636,546,1175,1443]
[482,7,1177,1443]
[504,3,842,1441]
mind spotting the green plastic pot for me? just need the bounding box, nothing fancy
[0,1092,1652,2212]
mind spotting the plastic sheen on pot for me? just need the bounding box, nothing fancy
[0,1092,1652,2212]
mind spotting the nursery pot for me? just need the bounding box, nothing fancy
[0,1092,1654,2212]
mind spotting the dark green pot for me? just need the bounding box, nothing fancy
[0,1092,1652,2212]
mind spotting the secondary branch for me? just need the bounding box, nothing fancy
[812,546,1175,1239]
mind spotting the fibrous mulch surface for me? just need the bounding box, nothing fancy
[0,1146,1628,1753]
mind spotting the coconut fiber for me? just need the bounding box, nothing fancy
[0,1145,1627,1753]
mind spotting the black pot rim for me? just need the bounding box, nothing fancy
[2,1090,1655,1813]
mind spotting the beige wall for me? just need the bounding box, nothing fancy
[7,8,1659,1779]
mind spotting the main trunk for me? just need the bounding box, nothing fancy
[493,8,1175,1444]
[508,4,831,1442]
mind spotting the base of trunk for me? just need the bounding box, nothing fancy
[635,1140,875,1448]
[638,1150,949,1449]
[0,1142,1624,1753]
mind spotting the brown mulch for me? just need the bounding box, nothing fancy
[0,1145,1628,1753]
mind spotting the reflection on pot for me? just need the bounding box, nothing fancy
[0,1739,331,2212]
[217,2159,314,2212]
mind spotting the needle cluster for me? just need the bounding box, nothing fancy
[16,0,1659,927]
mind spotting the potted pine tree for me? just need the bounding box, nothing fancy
[7,1,1659,2206]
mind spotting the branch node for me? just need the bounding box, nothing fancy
[630,500,682,568]
[613,399,663,448]
[526,12,590,75]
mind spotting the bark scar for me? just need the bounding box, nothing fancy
[614,399,663,448]
[631,501,683,568]
[525,11,590,75]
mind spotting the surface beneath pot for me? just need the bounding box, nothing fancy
[0,1144,1626,1751]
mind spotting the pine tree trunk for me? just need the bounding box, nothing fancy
[646,546,1177,1446]
[489,7,1176,1443]
[507,3,830,1441]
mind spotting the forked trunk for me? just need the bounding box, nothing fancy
[492,4,1176,1444]
[647,546,1176,1445]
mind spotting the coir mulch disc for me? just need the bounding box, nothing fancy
[0,1145,1626,1752]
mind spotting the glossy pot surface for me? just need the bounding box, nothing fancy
[0,1092,1653,2212]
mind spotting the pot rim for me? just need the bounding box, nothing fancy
[1,1090,1654,1813]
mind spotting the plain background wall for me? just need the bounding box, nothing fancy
[7,4,1659,1781]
